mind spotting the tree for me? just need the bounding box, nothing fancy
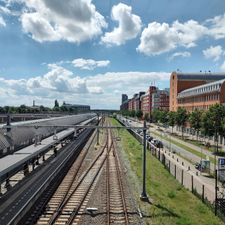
[189,109,202,141]
[152,109,161,123]
[168,111,176,133]
[136,110,143,119]
[130,110,135,117]
[201,111,214,138]
[175,107,188,139]
[207,104,225,152]
[159,110,169,124]
[144,113,149,121]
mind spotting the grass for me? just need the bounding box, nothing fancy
[111,118,224,225]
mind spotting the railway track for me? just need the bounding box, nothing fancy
[23,119,136,225]
[34,123,111,225]
[106,130,130,225]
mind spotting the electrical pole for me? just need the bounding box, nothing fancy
[140,120,148,201]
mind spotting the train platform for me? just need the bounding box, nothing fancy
[0,116,96,184]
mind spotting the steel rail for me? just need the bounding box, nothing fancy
[2,125,145,130]
[113,139,130,225]
[6,128,93,225]
[65,128,114,225]
[34,130,97,224]
[47,128,109,225]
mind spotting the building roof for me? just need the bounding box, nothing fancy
[177,73,225,81]
[175,72,225,81]
[177,79,225,98]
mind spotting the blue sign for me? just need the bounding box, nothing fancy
[219,158,225,166]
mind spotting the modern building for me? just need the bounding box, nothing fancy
[177,79,225,112]
[170,72,225,111]
[62,102,90,113]
[152,88,170,111]
[121,94,128,104]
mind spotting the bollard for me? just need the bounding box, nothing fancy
[181,170,184,185]
[202,185,205,202]
[175,165,177,178]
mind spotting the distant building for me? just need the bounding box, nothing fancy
[120,99,129,111]
[170,71,225,111]
[120,92,145,112]
[121,94,128,104]
[30,100,41,111]
[62,102,90,113]
[134,92,145,111]
[141,86,157,115]
[152,88,169,111]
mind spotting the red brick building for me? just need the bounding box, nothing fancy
[170,72,225,111]
[141,86,157,115]
[177,79,225,112]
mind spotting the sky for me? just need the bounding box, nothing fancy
[0,0,225,109]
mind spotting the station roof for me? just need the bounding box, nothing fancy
[0,116,95,182]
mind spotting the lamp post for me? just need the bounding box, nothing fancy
[140,120,148,201]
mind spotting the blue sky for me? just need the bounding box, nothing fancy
[0,0,225,109]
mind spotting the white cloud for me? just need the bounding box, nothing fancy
[137,20,207,56]
[72,58,110,70]
[0,16,6,27]
[169,51,191,61]
[101,3,142,46]
[20,0,107,43]
[0,6,11,15]
[203,45,223,61]
[0,65,170,109]
[207,13,225,39]
[220,61,225,72]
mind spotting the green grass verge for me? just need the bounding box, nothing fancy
[151,130,211,161]
[111,118,224,225]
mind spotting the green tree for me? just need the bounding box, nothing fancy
[189,109,202,141]
[152,109,161,123]
[168,111,176,133]
[130,110,135,117]
[136,110,143,119]
[201,111,214,137]
[175,107,188,139]
[159,110,169,124]
[144,113,149,121]
[207,104,225,151]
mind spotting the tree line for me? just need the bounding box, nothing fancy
[0,100,78,114]
[121,103,225,140]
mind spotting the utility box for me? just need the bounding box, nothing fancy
[218,158,225,182]
[200,159,210,173]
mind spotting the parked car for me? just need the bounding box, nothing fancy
[148,136,153,142]
[155,140,163,148]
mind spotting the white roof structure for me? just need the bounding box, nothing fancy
[177,79,225,98]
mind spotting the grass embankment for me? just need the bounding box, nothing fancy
[111,118,224,225]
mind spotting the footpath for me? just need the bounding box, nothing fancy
[125,118,224,204]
